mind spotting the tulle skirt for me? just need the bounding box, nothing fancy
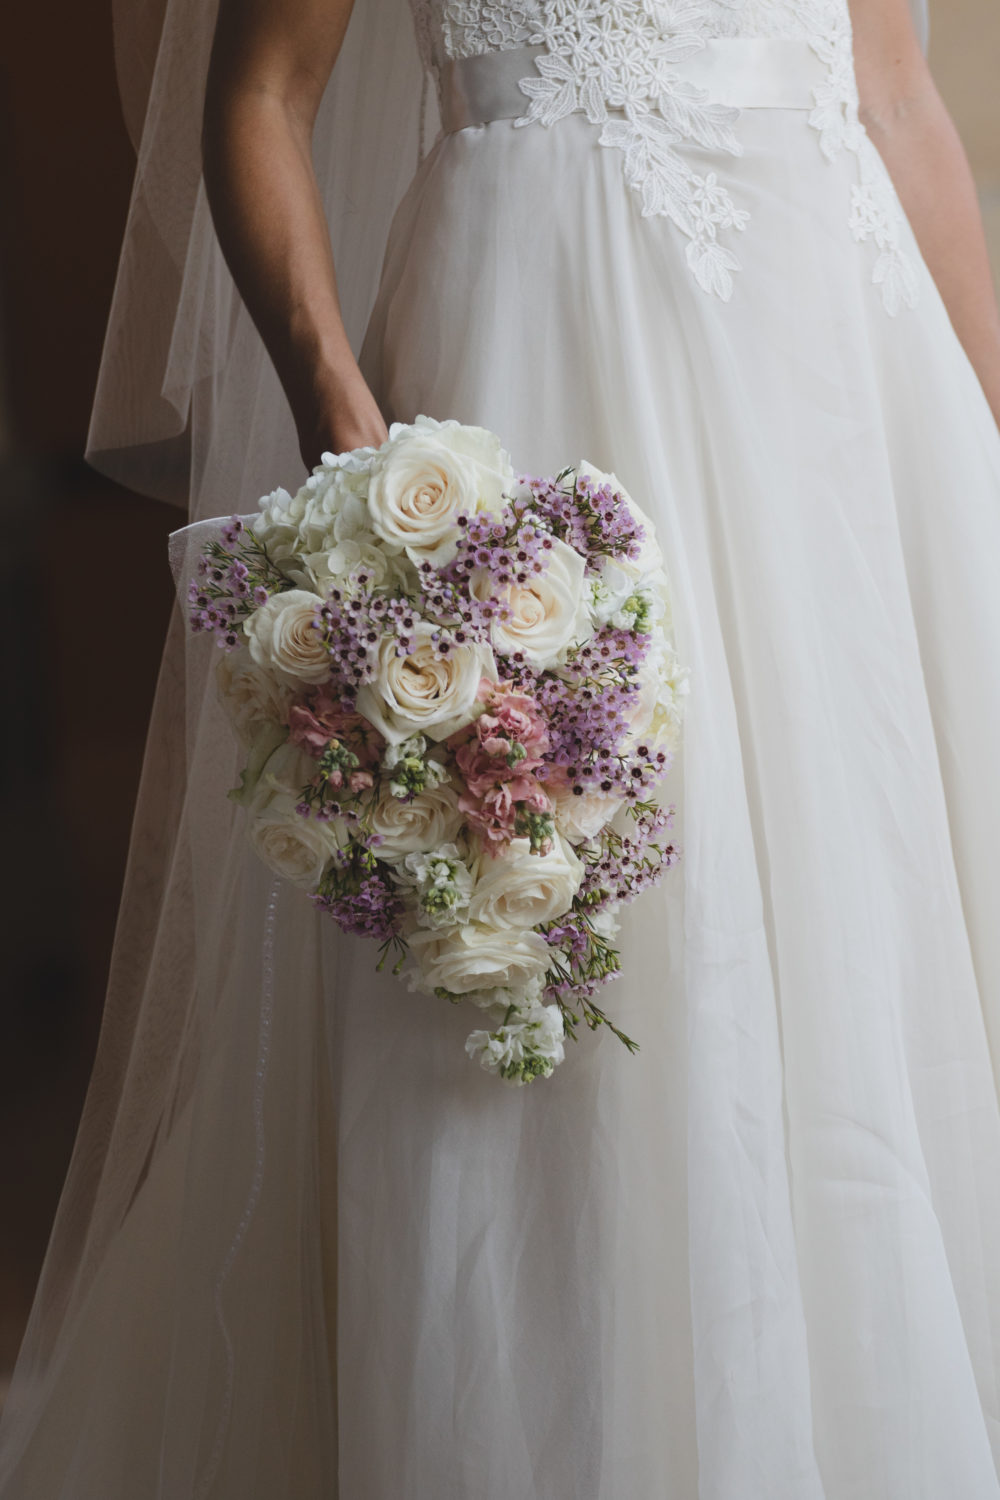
[3,99,1000,1500]
[355,103,1000,1496]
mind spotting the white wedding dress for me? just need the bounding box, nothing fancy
[3,2,1000,1497]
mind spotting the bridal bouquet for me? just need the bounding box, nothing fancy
[188,416,689,1084]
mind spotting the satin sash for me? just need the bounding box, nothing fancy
[438,38,826,135]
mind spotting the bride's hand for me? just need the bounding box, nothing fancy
[296,371,390,469]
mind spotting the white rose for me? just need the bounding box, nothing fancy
[472,536,591,670]
[575,460,664,578]
[368,782,463,862]
[407,923,551,996]
[468,836,583,929]
[243,590,330,687]
[251,740,318,800]
[246,745,349,888]
[216,652,294,748]
[234,737,319,813]
[367,416,514,566]
[355,622,496,745]
[247,794,349,888]
[549,782,625,844]
[247,739,350,885]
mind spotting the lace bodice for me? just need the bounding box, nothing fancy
[407,0,918,313]
[418,0,847,59]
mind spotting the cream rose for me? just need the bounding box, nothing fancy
[247,795,348,888]
[216,653,294,748]
[355,623,496,745]
[468,835,583,929]
[407,923,551,997]
[243,590,330,688]
[247,746,348,888]
[368,782,463,862]
[234,738,318,811]
[251,741,317,799]
[366,416,514,566]
[472,536,591,670]
[549,782,625,845]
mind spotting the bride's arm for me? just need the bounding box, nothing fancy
[850,0,1000,426]
[202,0,387,466]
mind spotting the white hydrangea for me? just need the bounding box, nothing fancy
[252,484,312,585]
[303,472,414,594]
[627,638,691,755]
[464,1002,566,1086]
[252,458,416,595]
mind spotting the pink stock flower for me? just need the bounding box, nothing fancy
[450,677,551,798]
[288,686,383,765]
[459,773,552,853]
[455,742,508,800]
[478,680,549,760]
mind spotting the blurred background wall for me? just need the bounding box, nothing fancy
[930,0,1000,272]
[0,0,999,1403]
[0,0,179,1398]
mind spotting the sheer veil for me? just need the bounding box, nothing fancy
[0,2,439,1494]
[85,0,438,517]
[0,0,931,1493]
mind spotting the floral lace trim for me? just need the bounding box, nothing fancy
[410,0,918,314]
[442,0,539,55]
[512,1,750,301]
[804,1,919,314]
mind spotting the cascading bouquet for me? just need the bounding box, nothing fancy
[188,415,689,1084]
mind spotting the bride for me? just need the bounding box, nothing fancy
[3,0,1000,1495]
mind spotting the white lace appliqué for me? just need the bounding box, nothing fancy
[442,0,540,53]
[512,1,751,301]
[412,0,919,314]
[804,2,919,314]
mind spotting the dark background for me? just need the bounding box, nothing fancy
[0,0,177,1394]
[0,0,997,1399]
